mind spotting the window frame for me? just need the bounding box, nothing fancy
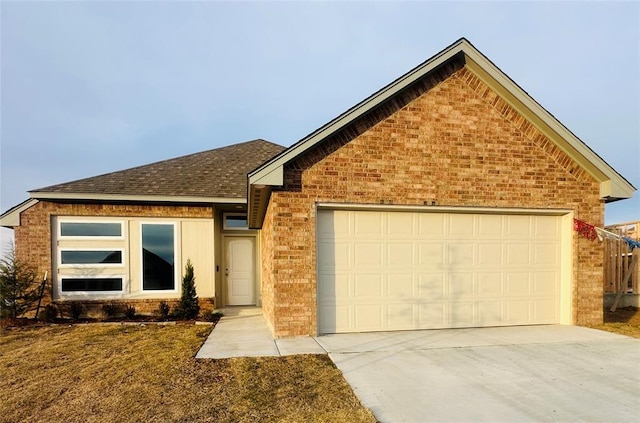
[140,221,179,293]
[223,212,249,230]
[59,274,127,295]
[58,248,126,268]
[58,219,125,240]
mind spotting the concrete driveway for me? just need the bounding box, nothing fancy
[314,326,640,423]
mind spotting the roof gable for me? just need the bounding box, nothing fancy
[247,38,635,228]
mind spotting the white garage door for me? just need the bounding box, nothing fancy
[317,209,563,334]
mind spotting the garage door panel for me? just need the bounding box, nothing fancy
[317,210,563,334]
[387,304,415,329]
[534,243,560,265]
[533,272,559,294]
[354,212,383,236]
[418,273,446,297]
[354,242,382,267]
[448,214,475,237]
[505,272,531,295]
[418,243,445,267]
[386,242,415,267]
[533,215,561,238]
[506,243,531,266]
[354,305,383,330]
[477,272,503,295]
[478,214,504,238]
[505,215,532,238]
[418,214,446,237]
[318,273,350,298]
[447,272,474,296]
[354,274,383,298]
[478,243,504,266]
[418,303,446,327]
[387,273,414,297]
[477,301,503,325]
[447,243,475,266]
[449,301,475,326]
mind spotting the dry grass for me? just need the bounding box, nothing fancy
[0,324,375,423]
[590,306,640,338]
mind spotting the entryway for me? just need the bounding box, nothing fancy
[224,237,256,306]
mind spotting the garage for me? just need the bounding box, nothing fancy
[317,208,569,334]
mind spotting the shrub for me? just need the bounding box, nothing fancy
[40,304,58,322]
[200,309,223,323]
[0,242,39,318]
[174,259,199,320]
[101,302,121,319]
[125,304,136,320]
[156,301,170,320]
[69,302,83,321]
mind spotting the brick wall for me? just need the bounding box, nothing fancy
[262,66,604,337]
[14,201,214,312]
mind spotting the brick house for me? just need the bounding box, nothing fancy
[1,38,635,336]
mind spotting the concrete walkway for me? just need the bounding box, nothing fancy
[195,307,325,359]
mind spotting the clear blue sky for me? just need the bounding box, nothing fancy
[1,1,639,249]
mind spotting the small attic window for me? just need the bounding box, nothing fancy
[223,213,248,230]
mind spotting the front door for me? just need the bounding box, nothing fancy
[224,237,256,305]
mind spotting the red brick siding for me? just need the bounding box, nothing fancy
[14,201,214,310]
[262,67,604,337]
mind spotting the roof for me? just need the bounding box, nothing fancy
[32,139,285,202]
[247,38,636,228]
[1,139,285,228]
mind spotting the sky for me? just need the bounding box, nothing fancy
[1,1,639,251]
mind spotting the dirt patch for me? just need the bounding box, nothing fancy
[592,306,640,338]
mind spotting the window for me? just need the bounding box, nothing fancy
[59,221,123,238]
[223,213,248,230]
[60,250,123,265]
[142,223,175,290]
[61,277,123,292]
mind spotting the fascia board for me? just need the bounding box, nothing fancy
[29,192,246,204]
[248,39,469,185]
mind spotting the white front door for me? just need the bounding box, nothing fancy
[225,237,256,306]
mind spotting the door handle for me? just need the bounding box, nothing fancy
[225,268,229,276]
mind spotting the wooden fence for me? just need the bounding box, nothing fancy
[603,221,639,295]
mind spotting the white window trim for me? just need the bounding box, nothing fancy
[57,219,125,240]
[58,248,126,268]
[223,212,249,230]
[58,274,127,296]
[140,221,179,293]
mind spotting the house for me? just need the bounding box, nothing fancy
[1,38,635,337]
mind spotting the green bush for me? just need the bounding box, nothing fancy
[69,302,83,321]
[156,301,170,320]
[0,242,39,318]
[101,302,121,319]
[174,259,199,320]
[125,304,136,319]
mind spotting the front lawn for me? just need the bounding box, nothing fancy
[0,324,375,423]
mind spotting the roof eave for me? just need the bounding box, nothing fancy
[0,198,39,228]
[29,192,247,205]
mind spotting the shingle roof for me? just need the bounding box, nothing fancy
[33,139,286,199]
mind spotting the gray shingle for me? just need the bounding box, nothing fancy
[33,139,286,199]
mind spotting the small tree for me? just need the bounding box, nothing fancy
[0,242,40,318]
[175,259,199,319]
